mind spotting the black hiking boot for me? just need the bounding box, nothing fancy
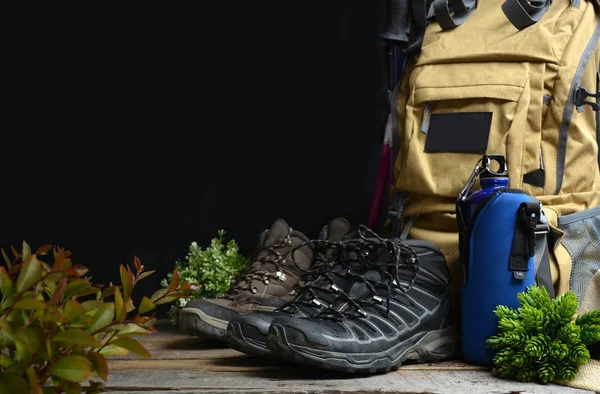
[265,226,458,373]
[225,218,355,356]
[178,218,313,340]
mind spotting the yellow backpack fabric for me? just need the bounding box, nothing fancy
[387,0,600,308]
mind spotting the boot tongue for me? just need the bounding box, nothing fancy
[264,218,292,245]
[323,217,351,242]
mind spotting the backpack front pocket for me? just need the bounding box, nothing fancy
[396,62,532,201]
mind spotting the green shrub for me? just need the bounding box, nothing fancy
[487,286,600,384]
[161,230,249,323]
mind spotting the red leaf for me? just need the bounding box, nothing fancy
[51,247,65,273]
[35,244,53,255]
[49,277,68,305]
[120,265,133,301]
[169,269,180,292]
[134,256,142,272]
[10,245,20,259]
[1,248,11,269]
[66,265,89,277]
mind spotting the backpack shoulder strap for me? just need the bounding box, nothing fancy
[501,0,552,30]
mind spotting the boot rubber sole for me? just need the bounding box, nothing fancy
[267,324,458,374]
[178,307,229,341]
[226,321,272,357]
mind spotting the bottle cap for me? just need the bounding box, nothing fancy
[479,154,508,179]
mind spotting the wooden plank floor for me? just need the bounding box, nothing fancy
[103,320,594,394]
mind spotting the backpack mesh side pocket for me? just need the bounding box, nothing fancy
[558,205,600,306]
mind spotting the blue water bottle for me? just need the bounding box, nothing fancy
[457,154,538,366]
[457,154,509,228]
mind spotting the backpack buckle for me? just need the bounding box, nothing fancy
[574,87,599,112]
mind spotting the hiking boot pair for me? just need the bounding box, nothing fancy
[178,217,353,340]
[226,226,458,373]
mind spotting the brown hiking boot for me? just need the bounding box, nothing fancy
[178,218,314,340]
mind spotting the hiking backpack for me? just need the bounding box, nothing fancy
[381,0,600,306]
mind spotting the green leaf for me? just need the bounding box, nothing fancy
[100,286,117,299]
[150,288,168,303]
[22,240,31,262]
[137,270,156,281]
[25,366,41,394]
[86,352,108,381]
[120,265,133,301]
[114,287,125,322]
[155,294,186,306]
[64,279,92,300]
[114,323,153,337]
[63,381,82,394]
[48,355,93,383]
[0,330,13,348]
[110,336,151,359]
[15,255,42,293]
[0,318,18,340]
[88,303,115,333]
[13,299,46,311]
[98,344,130,357]
[84,380,105,394]
[16,326,43,354]
[64,299,86,321]
[0,354,13,367]
[0,266,12,298]
[125,298,135,313]
[0,372,30,394]
[1,248,12,269]
[35,309,66,323]
[138,296,156,314]
[54,328,102,348]
[81,300,103,313]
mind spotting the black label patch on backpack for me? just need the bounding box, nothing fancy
[424,112,492,154]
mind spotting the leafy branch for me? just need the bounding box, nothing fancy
[0,241,200,394]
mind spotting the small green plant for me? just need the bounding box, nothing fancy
[0,241,199,394]
[486,285,600,384]
[161,230,249,324]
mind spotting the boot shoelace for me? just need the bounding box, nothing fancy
[221,228,298,299]
[276,239,366,314]
[285,225,420,321]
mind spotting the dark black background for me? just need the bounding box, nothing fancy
[2,2,386,315]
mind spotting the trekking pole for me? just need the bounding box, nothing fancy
[380,0,410,89]
[368,0,411,232]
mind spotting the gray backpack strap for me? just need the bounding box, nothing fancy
[596,65,600,170]
[433,0,478,29]
[534,209,556,297]
[501,0,552,30]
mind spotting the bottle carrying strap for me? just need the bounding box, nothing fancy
[509,201,555,297]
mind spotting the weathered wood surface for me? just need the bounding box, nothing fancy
[103,321,593,394]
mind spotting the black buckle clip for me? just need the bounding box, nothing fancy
[388,210,402,220]
[574,87,599,112]
[519,205,539,257]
